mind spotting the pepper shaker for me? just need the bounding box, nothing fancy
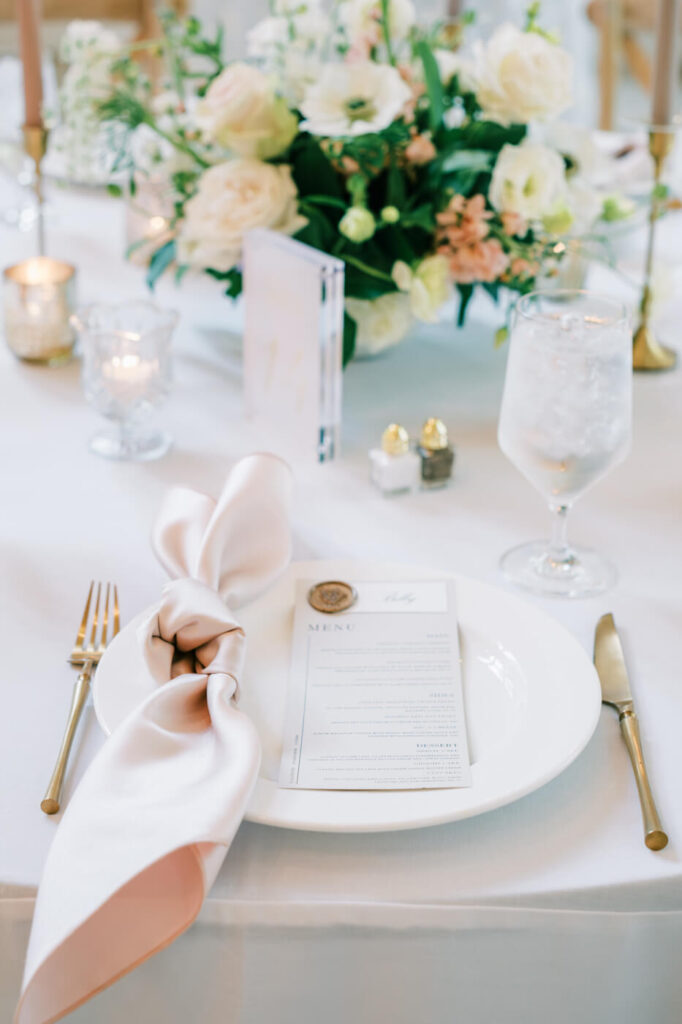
[369,423,421,495]
[417,417,454,488]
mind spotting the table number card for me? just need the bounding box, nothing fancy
[243,228,344,463]
[279,580,472,790]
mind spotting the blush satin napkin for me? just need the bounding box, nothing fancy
[16,454,293,1024]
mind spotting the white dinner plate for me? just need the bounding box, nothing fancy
[94,560,601,833]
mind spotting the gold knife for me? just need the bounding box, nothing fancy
[594,613,668,851]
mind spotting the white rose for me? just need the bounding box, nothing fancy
[490,143,568,222]
[392,255,452,323]
[177,159,307,272]
[471,24,572,124]
[341,0,415,46]
[300,62,411,137]
[345,293,413,357]
[196,63,298,159]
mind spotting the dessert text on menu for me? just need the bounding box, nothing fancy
[279,580,471,790]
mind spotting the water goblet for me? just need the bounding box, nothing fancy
[498,289,632,598]
[74,300,177,461]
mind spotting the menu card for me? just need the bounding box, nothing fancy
[279,580,471,790]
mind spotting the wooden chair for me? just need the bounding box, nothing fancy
[0,1,188,45]
[587,0,679,128]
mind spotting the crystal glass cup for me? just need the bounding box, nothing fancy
[74,301,177,461]
[498,289,632,598]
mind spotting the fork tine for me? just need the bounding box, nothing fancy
[88,582,102,653]
[74,581,94,652]
[113,585,120,638]
[100,582,110,650]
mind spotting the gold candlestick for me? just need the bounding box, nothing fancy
[632,130,677,371]
[22,123,48,257]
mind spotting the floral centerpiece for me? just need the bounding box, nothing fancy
[72,4,592,361]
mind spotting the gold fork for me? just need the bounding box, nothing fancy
[41,581,120,815]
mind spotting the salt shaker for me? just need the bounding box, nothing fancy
[369,423,421,495]
[417,417,454,488]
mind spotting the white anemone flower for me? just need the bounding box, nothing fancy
[300,62,411,137]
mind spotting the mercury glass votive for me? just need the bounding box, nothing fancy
[3,257,76,364]
[73,300,177,461]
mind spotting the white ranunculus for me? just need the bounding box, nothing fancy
[392,255,452,323]
[196,63,298,159]
[470,24,572,125]
[341,0,415,46]
[177,159,307,273]
[490,143,568,222]
[345,293,413,357]
[300,62,411,137]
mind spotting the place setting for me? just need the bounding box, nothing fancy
[2,2,680,1023]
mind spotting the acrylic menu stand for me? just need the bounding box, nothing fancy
[243,229,344,463]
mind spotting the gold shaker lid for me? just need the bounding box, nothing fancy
[381,423,409,455]
[420,417,449,450]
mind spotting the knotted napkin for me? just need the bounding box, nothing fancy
[16,453,293,1024]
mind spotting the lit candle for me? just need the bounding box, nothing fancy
[652,0,680,125]
[3,258,76,363]
[17,0,43,128]
[101,341,159,402]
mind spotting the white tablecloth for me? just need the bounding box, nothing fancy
[1,186,681,1023]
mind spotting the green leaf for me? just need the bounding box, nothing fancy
[441,149,494,174]
[343,311,357,366]
[174,263,190,285]
[494,325,509,348]
[107,183,123,198]
[224,268,243,299]
[456,283,474,327]
[300,195,348,210]
[146,239,176,290]
[416,40,444,134]
[399,204,435,232]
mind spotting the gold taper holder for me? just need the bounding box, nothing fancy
[632,129,677,371]
[22,124,48,257]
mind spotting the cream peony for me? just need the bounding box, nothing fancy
[300,62,411,137]
[345,293,413,357]
[490,143,568,223]
[341,0,416,47]
[177,159,306,272]
[470,24,572,125]
[196,63,297,159]
[392,255,452,323]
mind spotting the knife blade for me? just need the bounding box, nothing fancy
[594,613,633,709]
[594,613,668,851]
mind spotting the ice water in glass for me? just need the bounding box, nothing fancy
[498,291,632,598]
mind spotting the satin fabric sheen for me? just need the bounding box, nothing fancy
[15,454,293,1024]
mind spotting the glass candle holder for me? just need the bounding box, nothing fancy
[73,300,178,461]
[3,257,76,364]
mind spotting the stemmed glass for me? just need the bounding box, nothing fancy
[498,289,632,598]
[74,301,177,461]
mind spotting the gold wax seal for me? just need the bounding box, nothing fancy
[381,423,409,456]
[308,580,357,614]
[420,417,449,450]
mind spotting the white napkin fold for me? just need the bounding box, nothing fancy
[16,453,293,1024]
